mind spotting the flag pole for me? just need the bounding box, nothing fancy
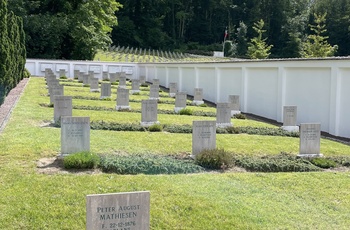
[222,27,228,56]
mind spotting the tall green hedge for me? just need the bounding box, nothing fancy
[0,0,26,106]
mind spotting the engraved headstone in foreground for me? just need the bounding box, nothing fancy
[281,106,299,132]
[86,191,150,230]
[53,96,72,123]
[174,92,187,113]
[298,123,322,157]
[228,95,241,116]
[216,102,232,128]
[141,100,159,127]
[192,88,204,105]
[192,120,216,157]
[61,116,90,155]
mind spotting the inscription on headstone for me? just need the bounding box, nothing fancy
[192,121,216,157]
[299,123,322,157]
[86,191,150,230]
[141,100,159,126]
[216,103,232,128]
[54,96,72,123]
[61,116,90,155]
[116,88,130,110]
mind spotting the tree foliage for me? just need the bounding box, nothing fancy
[247,19,273,59]
[301,13,338,58]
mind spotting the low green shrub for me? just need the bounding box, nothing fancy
[63,151,100,169]
[195,148,233,170]
[234,152,321,172]
[310,158,336,169]
[198,103,208,107]
[140,83,149,87]
[83,84,90,87]
[59,76,68,79]
[148,123,163,132]
[99,154,204,174]
[100,97,112,101]
[90,121,146,132]
[23,68,31,78]
[328,156,350,167]
[234,113,246,119]
[163,124,192,133]
[179,108,193,115]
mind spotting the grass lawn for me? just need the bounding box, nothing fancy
[1,77,350,229]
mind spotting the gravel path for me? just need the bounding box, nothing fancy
[0,78,30,133]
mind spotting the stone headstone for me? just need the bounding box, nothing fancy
[152,79,159,87]
[45,68,53,78]
[100,83,111,99]
[109,73,118,83]
[46,78,60,89]
[102,71,109,81]
[90,78,100,92]
[130,79,140,94]
[139,75,146,84]
[88,71,94,79]
[61,116,90,155]
[78,72,84,82]
[299,123,322,157]
[59,69,66,78]
[116,88,130,110]
[83,74,90,85]
[169,83,178,97]
[228,95,241,116]
[74,70,80,79]
[192,120,216,157]
[141,100,159,126]
[54,96,72,123]
[192,88,204,105]
[86,191,150,230]
[216,103,232,128]
[149,85,159,100]
[174,92,187,113]
[282,106,299,132]
[49,85,64,104]
[118,76,127,89]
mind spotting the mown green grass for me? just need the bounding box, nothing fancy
[1,77,350,229]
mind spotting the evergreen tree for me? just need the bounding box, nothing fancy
[301,13,338,57]
[247,19,273,59]
[0,0,10,105]
[235,21,248,58]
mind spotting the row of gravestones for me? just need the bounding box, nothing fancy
[46,68,322,229]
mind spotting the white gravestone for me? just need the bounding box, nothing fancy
[90,78,100,92]
[228,95,241,116]
[174,92,187,113]
[192,88,204,105]
[88,71,95,79]
[116,88,131,110]
[149,85,160,100]
[86,191,150,230]
[169,83,178,98]
[281,106,299,132]
[192,120,216,157]
[298,123,322,157]
[73,70,80,79]
[152,79,159,87]
[58,69,66,78]
[216,103,233,128]
[46,78,60,90]
[54,96,72,123]
[130,79,140,94]
[49,85,64,104]
[141,100,159,127]
[102,71,109,81]
[77,72,84,81]
[61,116,90,155]
[118,76,127,89]
[83,74,90,85]
[100,83,111,99]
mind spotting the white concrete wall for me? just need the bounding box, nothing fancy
[26,58,350,139]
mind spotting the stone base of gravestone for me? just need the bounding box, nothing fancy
[116,105,131,111]
[100,96,111,99]
[169,93,176,98]
[140,121,160,127]
[192,100,204,106]
[174,107,185,113]
[149,97,159,101]
[281,125,299,132]
[297,153,323,158]
[231,110,241,117]
[130,90,140,94]
[90,89,100,92]
[118,85,127,89]
[216,122,233,128]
